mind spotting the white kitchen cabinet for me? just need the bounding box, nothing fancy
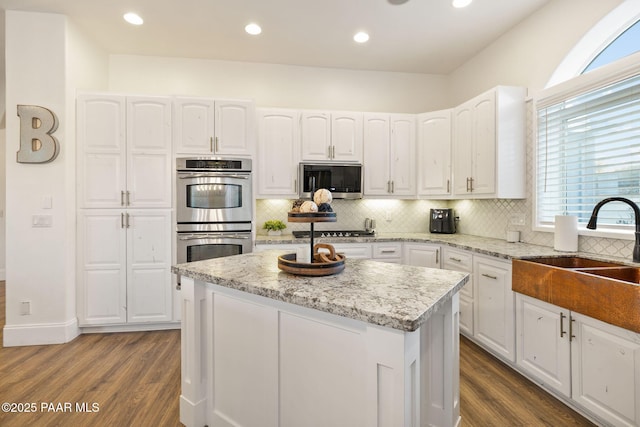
[473,255,515,362]
[331,243,372,259]
[77,94,172,209]
[571,312,640,427]
[516,294,571,397]
[372,242,403,263]
[300,111,362,163]
[300,111,331,161]
[442,247,474,336]
[417,110,452,197]
[173,97,255,157]
[77,209,173,326]
[257,108,300,198]
[403,243,441,268]
[452,86,526,199]
[516,294,640,426]
[363,114,416,197]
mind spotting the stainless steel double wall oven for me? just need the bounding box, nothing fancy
[176,157,253,268]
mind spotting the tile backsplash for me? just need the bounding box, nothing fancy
[256,196,636,259]
[256,199,450,235]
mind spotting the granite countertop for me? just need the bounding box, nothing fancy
[172,250,469,332]
[255,232,640,266]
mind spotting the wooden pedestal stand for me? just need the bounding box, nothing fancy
[278,212,345,276]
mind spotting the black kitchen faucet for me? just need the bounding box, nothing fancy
[586,197,640,263]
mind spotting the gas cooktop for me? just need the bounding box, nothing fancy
[292,230,376,239]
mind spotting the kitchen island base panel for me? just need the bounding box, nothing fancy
[180,276,460,427]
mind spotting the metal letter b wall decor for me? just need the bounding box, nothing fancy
[17,105,60,164]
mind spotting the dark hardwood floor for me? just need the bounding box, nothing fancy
[0,281,595,426]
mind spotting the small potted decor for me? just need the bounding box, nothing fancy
[263,219,286,236]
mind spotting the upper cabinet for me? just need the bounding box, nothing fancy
[77,94,172,209]
[256,108,300,198]
[173,97,255,157]
[363,113,416,197]
[452,86,526,199]
[301,111,362,162]
[417,109,452,197]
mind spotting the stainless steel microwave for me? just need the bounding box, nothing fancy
[299,163,362,199]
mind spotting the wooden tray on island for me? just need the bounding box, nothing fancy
[278,253,345,276]
[278,243,345,276]
[287,212,337,223]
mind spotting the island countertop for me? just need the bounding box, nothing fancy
[172,249,469,332]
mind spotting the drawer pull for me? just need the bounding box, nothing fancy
[481,273,497,280]
[449,257,462,262]
[380,249,397,254]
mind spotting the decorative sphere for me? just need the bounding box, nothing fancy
[300,201,318,213]
[317,203,333,212]
[313,189,333,205]
[290,199,305,212]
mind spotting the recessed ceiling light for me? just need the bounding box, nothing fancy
[452,0,472,8]
[353,31,370,43]
[245,23,262,35]
[123,12,143,26]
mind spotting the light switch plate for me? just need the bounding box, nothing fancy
[32,215,53,227]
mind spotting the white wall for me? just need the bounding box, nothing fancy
[108,55,451,113]
[448,0,624,103]
[3,11,108,346]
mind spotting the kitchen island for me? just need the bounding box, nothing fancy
[172,250,469,427]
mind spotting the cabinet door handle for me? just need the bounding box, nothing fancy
[447,179,450,193]
[436,249,440,264]
[391,181,394,193]
[560,312,567,338]
[215,136,219,152]
[466,177,470,192]
[210,136,214,152]
[332,145,336,159]
[569,315,576,342]
[126,191,130,206]
[121,212,125,228]
[120,191,125,206]
[125,213,130,228]
[481,273,497,280]
[294,179,297,192]
[469,177,474,192]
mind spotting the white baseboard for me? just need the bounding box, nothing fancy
[80,322,180,334]
[3,317,80,347]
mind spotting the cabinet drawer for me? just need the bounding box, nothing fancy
[332,244,372,259]
[372,242,403,259]
[442,247,472,272]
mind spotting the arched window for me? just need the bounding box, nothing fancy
[582,19,640,73]
[535,2,640,237]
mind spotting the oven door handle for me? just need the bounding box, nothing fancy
[177,173,250,180]
[178,234,251,240]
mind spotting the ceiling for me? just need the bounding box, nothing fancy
[0,0,551,74]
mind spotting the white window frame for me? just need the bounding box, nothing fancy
[533,51,640,240]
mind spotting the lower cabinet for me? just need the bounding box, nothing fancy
[473,255,515,363]
[403,243,441,268]
[442,247,474,336]
[77,209,173,326]
[516,293,640,427]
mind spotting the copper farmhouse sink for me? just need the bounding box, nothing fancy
[512,257,640,333]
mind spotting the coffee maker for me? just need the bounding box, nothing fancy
[429,209,456,234]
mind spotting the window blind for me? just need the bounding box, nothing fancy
[536,72,640,229]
